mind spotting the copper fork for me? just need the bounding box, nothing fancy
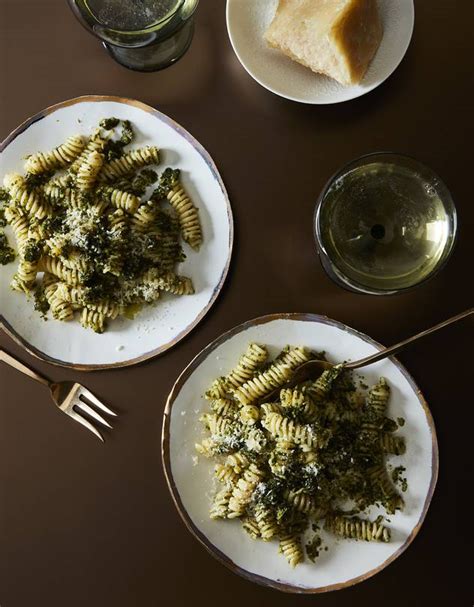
[259,307,474,403]
[0,349,116,442]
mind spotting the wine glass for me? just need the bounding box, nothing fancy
[314,153,457,295]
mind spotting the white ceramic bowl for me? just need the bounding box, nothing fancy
[0,96,233,370]
[226,0,415,104]
[163,313,438,593]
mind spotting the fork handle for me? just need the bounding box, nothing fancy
[346,307,474,370]
[0,349,52,388]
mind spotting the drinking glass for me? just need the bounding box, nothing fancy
[314,153,457,295]
[67,0,199,71]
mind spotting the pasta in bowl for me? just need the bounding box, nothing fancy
[0,96,232,368]
[162,314,438,592]
[1,118,201,333]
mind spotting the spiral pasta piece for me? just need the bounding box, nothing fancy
[4,207,30,252]
[214,464,240,486]
[280,387,318,422]
[306,365,342,402]
[239,404,260,425]
[68,131,108,176]
[225,452,250,474]
[279,534,303,568]
[228,464,264,518]
[76,151,105,191]
[224,343,268,391]
[107,209,129,237]
[255,505,278,541]
[284,490,315,514]
[260,402,284,416]
[131,203,156,231]
[262,411,328,449]
[38,256,80,286]
[61,252,90,273]
[43,274,74,321]
[25,135,85,174]
[380,433,406,456]
[27,217,49,242]
[166,184,202,250]
[194,438,216,458]
[204,413,237,438]
[4,173,52,218]
[279,346,312,367]
[100,146,160,182]
[233,347,311,406]
[367,378,390,418]
[242,517,261,539]
[42,184,81,207]
[210,398,238,419]
[205,377,229,401]
[233,361,293,406]
[147,271,194,296]
[325,514,391,542]
[210,487,233,520]
[80,307,106,333]
[99,186,140,214]
[11,259,38,293]
[369,465,404,512]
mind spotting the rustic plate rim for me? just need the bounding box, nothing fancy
[0,94,234,371]
[161,312,439,593]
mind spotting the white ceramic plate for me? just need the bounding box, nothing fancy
[0,96,233,370]
[163,314,438,593]
[226,0,415,104]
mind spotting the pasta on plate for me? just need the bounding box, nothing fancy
[0,118,203,333]
[196,344,407,567]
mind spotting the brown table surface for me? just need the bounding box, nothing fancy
[1,1,473,605]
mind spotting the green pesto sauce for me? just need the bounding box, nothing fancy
[101,118,136,161]
[0,187,10,206]
[305,533,323,562]
[151,167,180,200]
[33,286,50,319]
[99,117,120,130]
[129,169,158,196]
[392,466,408,492]
[23,240,42,263]
[0,232,15,265]
[25,171,53,189]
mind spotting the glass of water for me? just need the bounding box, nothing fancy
[67,0,199,71]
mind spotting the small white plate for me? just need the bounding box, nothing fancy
[163,314,438,593]
[226,0,415,104]
[0,96,233,370]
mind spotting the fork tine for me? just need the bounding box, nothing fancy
[79,389,117,416]
[68,410,104,442]
[76,400,113,429]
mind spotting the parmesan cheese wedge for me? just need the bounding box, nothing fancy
[265,0,383,86]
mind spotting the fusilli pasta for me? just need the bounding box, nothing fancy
[0,119,204,332]
[196,344,407,567]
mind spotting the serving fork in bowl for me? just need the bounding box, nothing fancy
[0,348,116,441]
[261,307,474,403]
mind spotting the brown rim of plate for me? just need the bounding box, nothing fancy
[0,95,234,371]
[162,312,439,594]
